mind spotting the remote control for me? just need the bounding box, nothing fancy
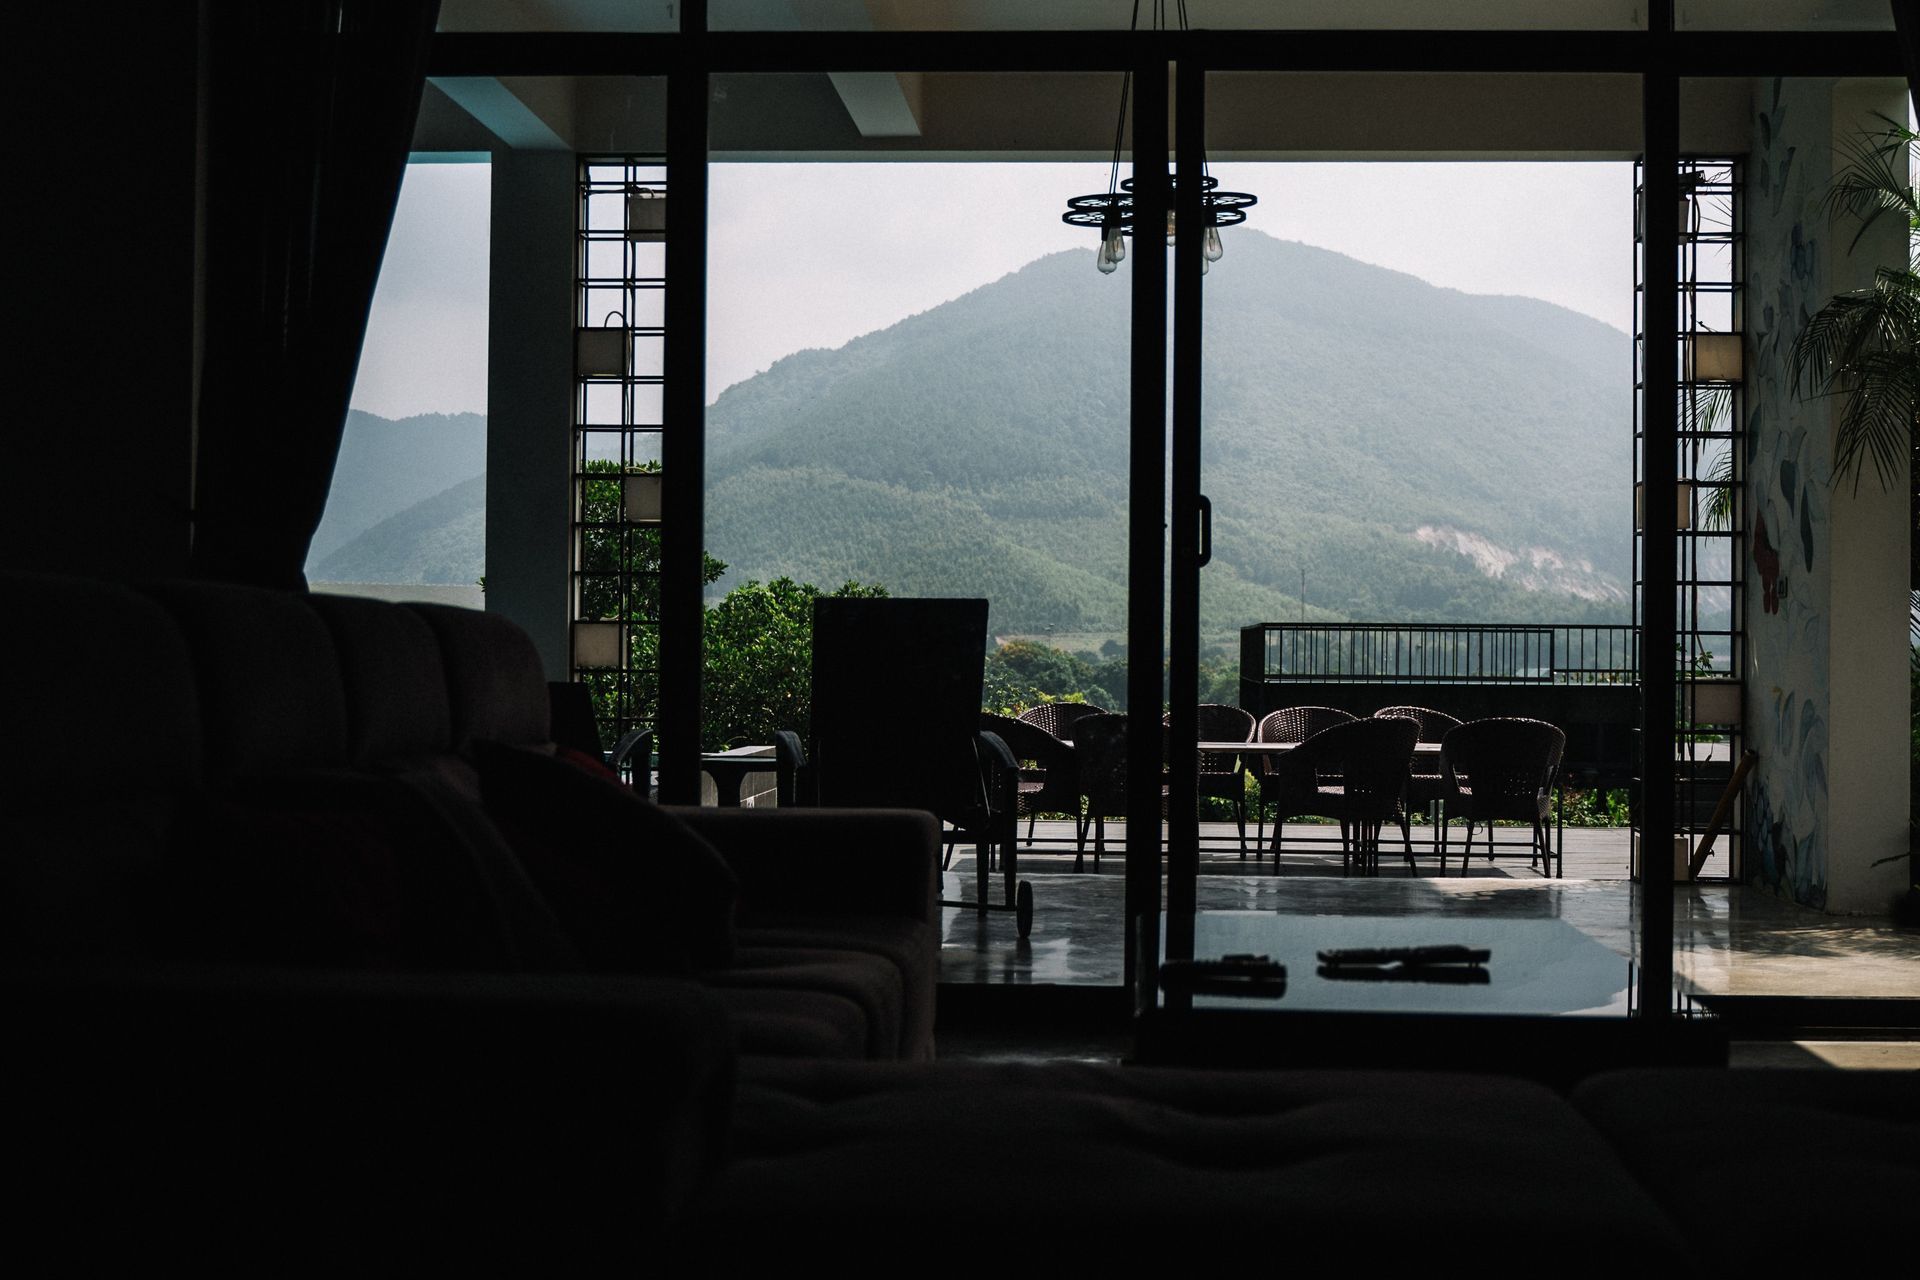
[1317,963,1491,986]
[1160,955,1288,997]
[1315,944,1490,968]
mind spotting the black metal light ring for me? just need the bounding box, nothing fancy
[1062,191,1135,231]
[1063,186,1255,232]
[1119,175,1220,193]
[1064,211,1138,231]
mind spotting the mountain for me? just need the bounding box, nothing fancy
[705,232,1632,642]
[313,473,485,585]
[314,236,1636,645]
[306,410,486,572]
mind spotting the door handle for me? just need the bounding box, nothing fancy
[1197,494,1212,568]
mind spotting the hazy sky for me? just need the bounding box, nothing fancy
[349,158,1633,419]
[353,163,494,420]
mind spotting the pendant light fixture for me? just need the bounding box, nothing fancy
[1061,1,1256,275]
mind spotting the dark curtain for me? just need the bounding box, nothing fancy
[1897,1,1920,120]
[1900,2,1920,587]
[193,1,441,589]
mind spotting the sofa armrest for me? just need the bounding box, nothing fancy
[667,806,941,924]
[9,968,736,1267]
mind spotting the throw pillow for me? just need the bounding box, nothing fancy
[471,740,738,973]
[169,771,525,971]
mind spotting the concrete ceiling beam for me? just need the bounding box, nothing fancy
[430,75,571,149]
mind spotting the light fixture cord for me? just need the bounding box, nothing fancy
[1107,0,1143,197]
[1175,0,1210,184]
[1105,4,1215,202]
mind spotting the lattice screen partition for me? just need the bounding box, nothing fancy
[1634,157,1748,880]
[571,156,668,751]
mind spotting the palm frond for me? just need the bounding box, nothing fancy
[1684,384,1732,432]
[1831,349,1920,491]
[1788,121,1917,492]
[1790,289,1899,397]
[1821,121,1918,254]
[1700,445,1736,530]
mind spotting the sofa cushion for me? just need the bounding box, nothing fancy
[1574,1067,1920,1269]
[384,766,587,972]
[473,740,738,973]
[305,593,454,768]
[3,573,203,794]
[705,946,905,1060]
[407,603,551,748]
[12,971,736,1271]
[687,1062,1690,1263]
[170,770,560,972]
[0,573,201,963]
[674,807,941,925]
[2,809,178,965]
[145,579,348,779]
[705,985,871,1060]
[736,917,938,1060]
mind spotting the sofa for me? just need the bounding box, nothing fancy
[2,570,940,1062]
[7,572,1911,1266]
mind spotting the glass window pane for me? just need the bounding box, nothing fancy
[310,162,490,607]
[1678,0,1893,30]
[707,1,1644,32]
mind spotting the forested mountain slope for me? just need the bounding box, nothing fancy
[706,232,1631,639]
[314,234,1633,644]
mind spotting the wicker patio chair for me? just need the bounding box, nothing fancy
[1265,715,1420,876]
[606,725,655,797]
[981,711,1081,854]
[805,597,1032,935]
[1374,705,1464,862]
[1438,717,1567,878]
[772,728,812,807]
[1251,706,1357,853]
[1072,712,1168,873]
[1018,701,1104,743]
[1165,703,1255,854]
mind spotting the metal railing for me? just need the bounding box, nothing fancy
[1242,623,1638,686]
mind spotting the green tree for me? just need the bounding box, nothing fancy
[1197,655,1240,707]
[983,639,1124,714]
[701,577,887,750]
[577,460,727,743]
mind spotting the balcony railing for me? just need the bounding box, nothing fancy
[1241,623,1638,686]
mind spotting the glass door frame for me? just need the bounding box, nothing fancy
[1150,35,1683,1022]
[425,0,1905,1018]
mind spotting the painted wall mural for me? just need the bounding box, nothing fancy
[1743,77,1833,910]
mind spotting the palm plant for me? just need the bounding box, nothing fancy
[1787,118,1918,491]
[1695,385,1736,531]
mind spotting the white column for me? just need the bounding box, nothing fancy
[1821,79,1911,914]
[484,149,576,678]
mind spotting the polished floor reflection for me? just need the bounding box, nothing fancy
[940,821,1920,1004]
[990,818,1640,880]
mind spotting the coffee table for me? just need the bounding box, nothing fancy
[1181,911,1637,1017]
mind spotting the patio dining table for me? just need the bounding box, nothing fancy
[699,749,777,807]
[1197,740,1445,758]
[1201,740,1450,865]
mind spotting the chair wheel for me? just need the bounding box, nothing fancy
[1016,880,1034,938]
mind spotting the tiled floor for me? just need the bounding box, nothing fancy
[939,821,1920,1006]
[987,817,1645,880]
[1729,1040,1920,1069]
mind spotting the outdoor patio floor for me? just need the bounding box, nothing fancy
[938,820,1920,1007]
